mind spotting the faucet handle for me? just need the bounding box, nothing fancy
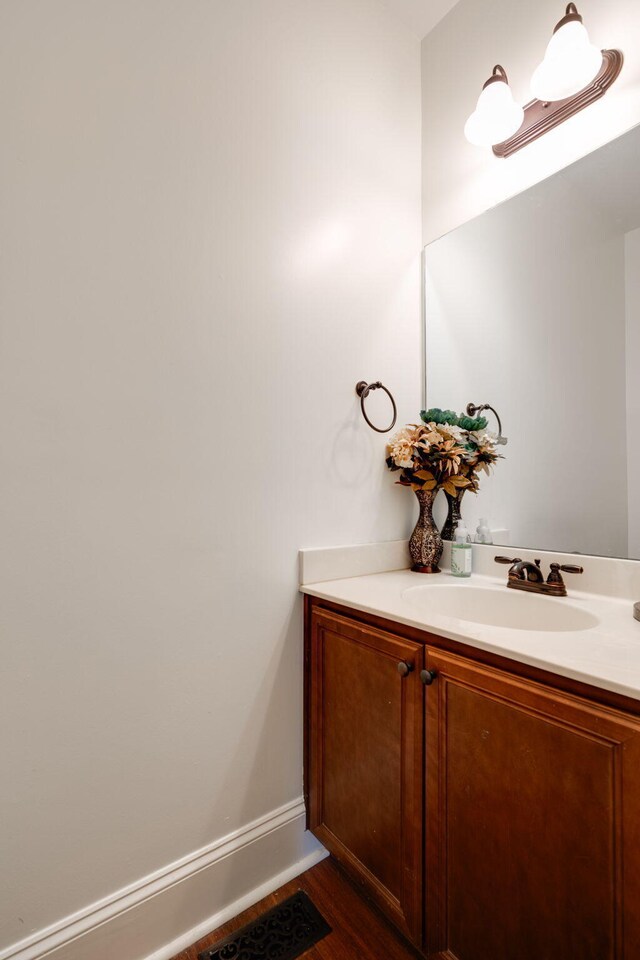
[559,564,584,574]
[547,562,584,584]
[495,556,522,565]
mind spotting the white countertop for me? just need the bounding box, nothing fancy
[301,569,640,702]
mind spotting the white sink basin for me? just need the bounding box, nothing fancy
[401,583,600,633]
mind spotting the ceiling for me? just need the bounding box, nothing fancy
[378,0,460,39]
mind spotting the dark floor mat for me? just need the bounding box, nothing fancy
[198,890,332,960]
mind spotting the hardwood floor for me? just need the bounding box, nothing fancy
[170,857,421,960]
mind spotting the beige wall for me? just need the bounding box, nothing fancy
[626,227,640,558]
[422,0,640,242]
[0,2,421,957]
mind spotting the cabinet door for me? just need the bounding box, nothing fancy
[307,608,424,944]
[424,648,640,960]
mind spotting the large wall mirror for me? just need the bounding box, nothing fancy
[424,123,640,561]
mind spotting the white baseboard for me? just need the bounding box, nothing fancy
[142,846,327,960]
[1,798,328,960]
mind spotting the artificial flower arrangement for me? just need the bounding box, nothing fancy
[386,408,501,572]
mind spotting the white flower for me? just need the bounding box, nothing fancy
[438,422,465,442]
[469,429,497,449]
[417,430,439,449]
[387,428,416,469]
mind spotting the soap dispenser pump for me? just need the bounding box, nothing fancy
[451,521,472,578]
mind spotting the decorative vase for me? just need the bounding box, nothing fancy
[409,488,443,573]
[441,489,466,542]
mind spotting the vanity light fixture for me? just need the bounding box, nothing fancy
[465,4,623,158]
[531,3,603,102]
[464,65,524,147]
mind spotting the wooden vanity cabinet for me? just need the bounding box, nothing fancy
[305,606,425,944]
[305,597,640,959]
[425,648,640,960]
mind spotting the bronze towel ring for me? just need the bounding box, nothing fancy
[466,402,508,445]
[355,381,397,434]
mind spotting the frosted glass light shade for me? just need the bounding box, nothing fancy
[465,78,524,147]
[531,20,603,102]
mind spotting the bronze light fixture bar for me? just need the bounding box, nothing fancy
[465,4,624,158]
[493,48,623,158]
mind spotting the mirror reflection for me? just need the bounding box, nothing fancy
[424,123,640,560]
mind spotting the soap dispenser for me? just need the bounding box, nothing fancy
[451,521,472,578]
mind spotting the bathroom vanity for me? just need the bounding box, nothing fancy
[302,559,640,959]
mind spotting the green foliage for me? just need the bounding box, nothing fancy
[420,407,459,426]
[457,414,488,431]
[420,407,488,432]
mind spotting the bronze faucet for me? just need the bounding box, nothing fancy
[495,556,584,598]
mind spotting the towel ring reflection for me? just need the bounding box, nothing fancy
[466,402,508,445]
[356,380,397,434]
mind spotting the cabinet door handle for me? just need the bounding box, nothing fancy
[397,660,414,677]
[420,669,437,686]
